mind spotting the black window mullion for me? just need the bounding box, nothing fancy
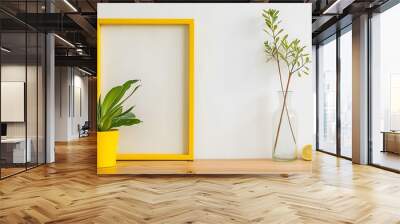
[367,11,373,165]
[24,0,28,171]
[336,30,341,157]
[44,33,47,164]
[36,34,39,167]
[316,45,320,150]
[36,0,39,167]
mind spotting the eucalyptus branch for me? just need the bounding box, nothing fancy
[275,49,297,146]
[263,8,311,155]
[263,9,297,145]
[292,63,307,74]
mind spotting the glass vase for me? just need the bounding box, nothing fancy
[272,91,298,161]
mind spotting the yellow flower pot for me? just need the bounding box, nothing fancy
[97,130,119,168]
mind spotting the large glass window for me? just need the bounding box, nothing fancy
[318,36,337,154]
[340,28,352,158]
[0,2,46,179]
[0,30,28,178]
[317,26,353,159]
[370,3,400,171]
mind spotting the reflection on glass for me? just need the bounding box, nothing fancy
[0,1,47,179]
[1,32,27,177]
[318,37,337,154]
[340,29,352,158]
[371,4,400,171]
[390,75,400,130]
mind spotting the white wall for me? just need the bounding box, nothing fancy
[1,65,38,138]
[55,67,89,141]
[71,73,89,138]
[1,65,27,139]
[98,3,313,159]
[1,64,46,163]
[55,67,69,141]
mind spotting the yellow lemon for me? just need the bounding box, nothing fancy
[301,144,313,161]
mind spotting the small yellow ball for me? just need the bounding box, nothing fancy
[301,144,312,161]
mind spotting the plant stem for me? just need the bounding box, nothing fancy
[270,27,297,146]
[273,73,293,154]
[275,59,297,146]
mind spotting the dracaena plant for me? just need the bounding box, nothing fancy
[263,9,310,153]
[97,80,142,132]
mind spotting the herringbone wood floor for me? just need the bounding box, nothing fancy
[1,135,400,224]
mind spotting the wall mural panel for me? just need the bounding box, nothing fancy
[98,3,312,160]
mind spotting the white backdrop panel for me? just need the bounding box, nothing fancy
[98,3,313,159]
[101,25,188,154]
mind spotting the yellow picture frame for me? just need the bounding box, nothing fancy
[97,18,195,160]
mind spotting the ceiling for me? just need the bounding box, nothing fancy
[0,0,394,74]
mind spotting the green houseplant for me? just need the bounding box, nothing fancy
[97,80,141,168]
[263,9,310,161]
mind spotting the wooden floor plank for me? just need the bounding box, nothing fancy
[98,159,312,175]
[0,134,399,223]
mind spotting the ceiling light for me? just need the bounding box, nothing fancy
[78,67,93,76]
[76,48,85,55]
[54,34,75,48]
[1,47,11,53]
[322,0,349,14]
[63,0,78,12]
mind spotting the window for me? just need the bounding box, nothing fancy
[370,3,400,171]
[390,74,400,131]
[317,26,353,159]
[318,36,337,154]
[0,2,47,179]
[340,29,352,158]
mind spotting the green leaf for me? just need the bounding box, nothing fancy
[119,106,135,117]
[98,105,123,131]
[97,80,142,131]
[101,80,138,117]
[111,112,141,129]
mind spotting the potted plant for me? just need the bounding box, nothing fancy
[97,80,141,168]
[263,9,310,161]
